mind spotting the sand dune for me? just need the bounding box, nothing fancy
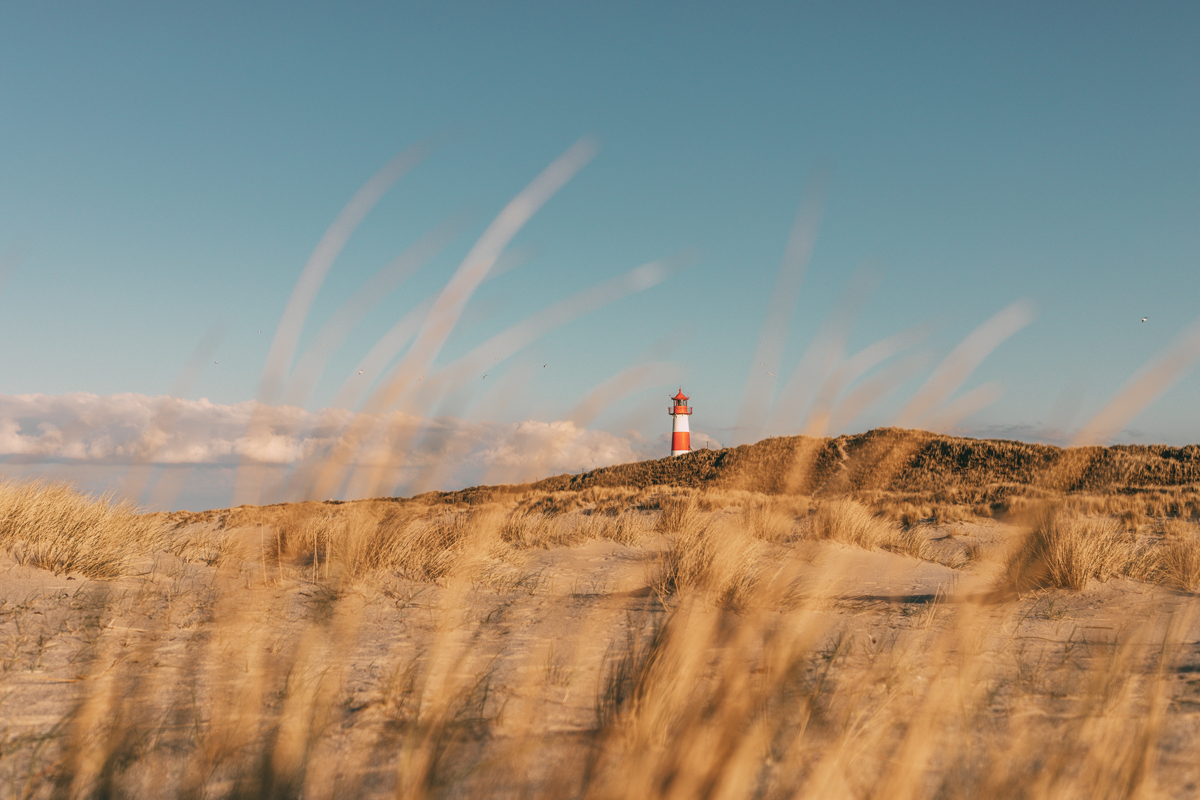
[4,436,1200,797]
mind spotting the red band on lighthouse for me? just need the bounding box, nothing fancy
[672,431,691,452]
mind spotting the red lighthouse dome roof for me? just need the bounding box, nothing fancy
[672,388,689,401]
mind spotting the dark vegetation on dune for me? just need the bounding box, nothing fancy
[167,428,1200,530]
[418,427,1200,505]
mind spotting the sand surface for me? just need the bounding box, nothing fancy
[3,513,1200,797]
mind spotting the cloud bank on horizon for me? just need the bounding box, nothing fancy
[0,392,718,510]
[0,384,1174,514]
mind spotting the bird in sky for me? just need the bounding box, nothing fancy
[1142,317,1148,323]
[483,374,488,379]
[358,370,363,374]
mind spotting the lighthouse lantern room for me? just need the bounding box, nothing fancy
[668,388,692,456]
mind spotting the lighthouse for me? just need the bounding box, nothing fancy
[668,388,692,456]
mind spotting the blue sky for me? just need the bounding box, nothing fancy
[2,1,1199,509]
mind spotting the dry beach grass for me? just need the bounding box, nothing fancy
[7,122,1200,800]
[7,440,1200,798]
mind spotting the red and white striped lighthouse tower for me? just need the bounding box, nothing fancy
[668,388,692,456]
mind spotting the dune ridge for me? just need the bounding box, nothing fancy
[406,427,1200,508]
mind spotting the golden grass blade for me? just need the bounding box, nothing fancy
[895,299,1035,430]
[734,171,830,444]
[1071,316,1200,446]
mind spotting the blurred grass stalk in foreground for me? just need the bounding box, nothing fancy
[8,138,1200,799]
